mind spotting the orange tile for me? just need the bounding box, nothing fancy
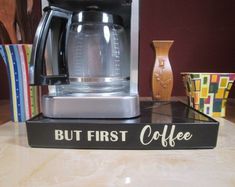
[211,75,217,83]
[194,92,200,104]
[195,80,201,91]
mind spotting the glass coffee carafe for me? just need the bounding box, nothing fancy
[55,10,129,95]
[30,3,140,119]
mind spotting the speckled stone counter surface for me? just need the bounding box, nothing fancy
[0,118,235,187]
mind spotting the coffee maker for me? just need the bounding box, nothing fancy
[30,0,140,118]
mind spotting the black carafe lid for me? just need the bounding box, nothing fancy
[47,0,131,27]
[47,0,132,11]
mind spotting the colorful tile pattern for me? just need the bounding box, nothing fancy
[182,73,235,117]
[0,44,41,122]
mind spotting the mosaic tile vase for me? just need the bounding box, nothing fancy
[181,72,235,117]
[0,44,41,122]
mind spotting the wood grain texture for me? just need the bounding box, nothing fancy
[152,40,174,101]
[0,100,10,125]
[15,0,34,43]
[0,0,41,44]
[0,0,17,43]
[0,22,11,43]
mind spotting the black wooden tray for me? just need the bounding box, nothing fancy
[26,101,219,150]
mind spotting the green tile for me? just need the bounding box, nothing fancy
[191,74,200,79]
[203,77,208,84]
[209,83,219,93]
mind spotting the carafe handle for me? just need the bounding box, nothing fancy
[29,6,72,85]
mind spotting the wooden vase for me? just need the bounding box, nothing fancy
[152,40,174,101]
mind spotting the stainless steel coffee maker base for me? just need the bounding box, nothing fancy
[42,94,140,118]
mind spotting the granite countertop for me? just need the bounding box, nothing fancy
[0,118,235,187]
